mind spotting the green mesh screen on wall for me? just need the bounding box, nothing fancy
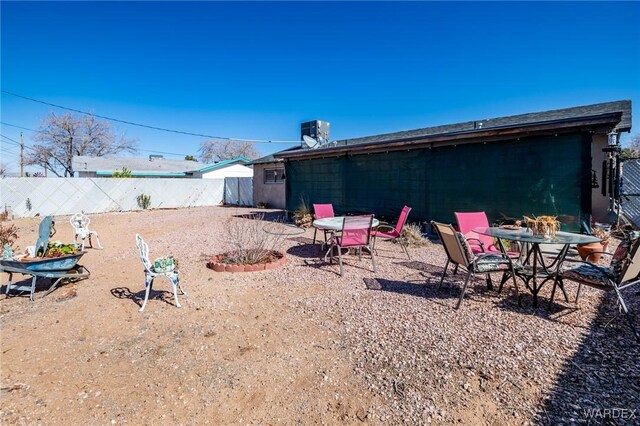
[285,134,590,232]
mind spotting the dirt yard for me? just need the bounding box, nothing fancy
[1,206,638,425]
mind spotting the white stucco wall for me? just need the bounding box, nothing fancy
[200,164,253,179]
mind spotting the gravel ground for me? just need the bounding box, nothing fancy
[1,206,638,425]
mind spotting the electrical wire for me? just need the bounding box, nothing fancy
[2,90,299,144]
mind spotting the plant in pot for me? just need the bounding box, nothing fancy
[576,226,610,263]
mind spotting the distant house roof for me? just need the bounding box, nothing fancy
[249,147,300,165]
[277,100,632,160]
[622,159,640,229]
[73,155,206,176]
[196,156,251,172]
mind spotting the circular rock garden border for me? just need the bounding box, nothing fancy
[207,250,286,273]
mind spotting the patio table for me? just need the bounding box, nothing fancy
[313,216,380,261]
[473,226,601,307]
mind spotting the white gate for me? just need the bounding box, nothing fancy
[224,177,253,206]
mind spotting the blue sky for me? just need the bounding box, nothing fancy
[1,1,639,173]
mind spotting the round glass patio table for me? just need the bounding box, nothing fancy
[473,227,601,307]
[313,216,380,261]
[313,216,380,231]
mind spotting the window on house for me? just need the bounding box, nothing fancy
[264,168,285,184]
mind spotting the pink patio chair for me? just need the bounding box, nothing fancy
[372,206,412,259]
[330,215,376,276]
[455,211,520,258]
[313,203,335,245]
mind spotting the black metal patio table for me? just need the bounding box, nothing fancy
[473,227,601,307]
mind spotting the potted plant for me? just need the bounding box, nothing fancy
[576,226,610,263]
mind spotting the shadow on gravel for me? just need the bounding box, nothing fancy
[362,277,467,304]
[286,243,323,259]
[2,277,75,299]
[111,286,177,309]
[232,210,288,222]
[534,291,640,425]
[287,236,315,245]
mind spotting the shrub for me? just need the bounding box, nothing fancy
[0,223,19,249]
[400,223,429,247]
[136,193,151,209]
[113,167,132,178]
[293,196,312,228]
[220,213,285,265]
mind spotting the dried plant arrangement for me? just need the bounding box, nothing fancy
[523,215,560,238]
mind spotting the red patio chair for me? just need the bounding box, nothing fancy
[372,206,412,259]
[330,215,376,276]
[455,211,520,258]
[313,203,335,245]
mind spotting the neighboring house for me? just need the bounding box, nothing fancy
[72,155,253,179]
[191,157,253,179]
[276,100,632,232]
[250,153,288,209]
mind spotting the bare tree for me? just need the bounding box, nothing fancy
[27,112,137,177]
[0,163,7,177]
[621,134,640,161]
[198,139,260,163]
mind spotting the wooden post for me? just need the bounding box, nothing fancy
[20,132,24,177]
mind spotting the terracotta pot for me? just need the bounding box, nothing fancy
[576,240,609,263]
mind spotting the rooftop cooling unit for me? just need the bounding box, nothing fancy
[301,120,330,147]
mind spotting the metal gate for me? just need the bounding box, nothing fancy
[224,177,253,206]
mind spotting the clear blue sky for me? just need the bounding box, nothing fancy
[2,1,639,173]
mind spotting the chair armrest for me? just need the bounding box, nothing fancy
[466,238,485,250]
[558,257,612,274]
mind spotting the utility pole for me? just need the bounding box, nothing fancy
[20,132,24,177]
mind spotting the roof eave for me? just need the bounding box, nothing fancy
[278,113,624,161]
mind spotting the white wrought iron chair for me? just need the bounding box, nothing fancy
[135,234,186,312]
[70,213,103,250]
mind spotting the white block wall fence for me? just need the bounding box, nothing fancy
[0,177,225,218]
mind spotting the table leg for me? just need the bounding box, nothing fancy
[531,244,539,307]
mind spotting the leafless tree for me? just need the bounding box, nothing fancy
[26,112,137,177]
[198,139,260,163]
[621,134,640,161]
[0,163,7,177]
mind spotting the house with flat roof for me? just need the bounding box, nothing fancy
[73,155,252,179]
[275,100,632,232]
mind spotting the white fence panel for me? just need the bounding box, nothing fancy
[0,177,225,218]
[224,177,253,206]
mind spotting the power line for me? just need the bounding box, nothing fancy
[0,134,21,145]
[2,90,299,144]
[1,122,35,133]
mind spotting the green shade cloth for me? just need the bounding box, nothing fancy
[286,134,590,232]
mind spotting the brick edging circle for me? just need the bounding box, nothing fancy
[207,251,286,273]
